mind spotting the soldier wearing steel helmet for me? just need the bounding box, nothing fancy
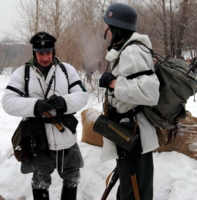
[2,31,88,200]
[99,3,160,200]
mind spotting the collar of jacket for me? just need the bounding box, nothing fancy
[105,32,152,62]
[26,56,60,67]
[25,57,60,78]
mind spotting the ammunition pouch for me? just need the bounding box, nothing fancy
[93,115,139,152]
[41,111,78,134]
[12,118,48,163]
[61,114,78,134]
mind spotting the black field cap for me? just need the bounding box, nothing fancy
[30,32,57,52]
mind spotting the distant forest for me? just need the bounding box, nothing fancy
[0,0,197,74]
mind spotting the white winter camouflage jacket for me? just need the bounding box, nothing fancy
[2,58,88,150]
[101,32,160,162]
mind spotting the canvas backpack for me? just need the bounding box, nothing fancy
[114,41,197,130]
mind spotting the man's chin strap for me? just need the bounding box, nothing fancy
[52,49,56,59]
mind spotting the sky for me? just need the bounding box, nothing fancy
[1,69,197,199]
[0,0,20,40]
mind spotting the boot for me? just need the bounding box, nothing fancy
[61,186,77,200]
[32,188,49,200]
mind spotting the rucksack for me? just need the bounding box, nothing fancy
[115,41,197,130]
[143,57,197,129]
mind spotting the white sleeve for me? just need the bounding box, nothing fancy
[114,45,160,106]
[61,63,89,114]
[2,66,38,117]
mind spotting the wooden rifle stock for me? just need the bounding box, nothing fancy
[129,155,140,200]
[101,167,118,200]
[43,111,65,132]
[131,174,140,200]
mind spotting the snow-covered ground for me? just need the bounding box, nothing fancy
[1,73,197,200]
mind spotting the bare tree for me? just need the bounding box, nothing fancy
[169,0,175,57]
[135,0,197,58]
[8,0,197,66]
[177,0,197,58]
[140,0,170,56]
[176,0,189,58]
[35,0,39,33]
[14,0,42,40]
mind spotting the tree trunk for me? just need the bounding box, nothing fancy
[177,0,189,59]
[169,0,175,58]
[35,0,39,33]
[162,0,170,57]
[55,0,60,38]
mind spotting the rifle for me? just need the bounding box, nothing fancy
[43,111,65,133]
[129,156,140,200]
[101,167,119,200]
[130,174,140,200]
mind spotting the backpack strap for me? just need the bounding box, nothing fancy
[126,70,154,80]
[110,41,155,119]
[59,62,69,84]
[123,40,153,54]
[59,62,87,92]
[112,40,153,70]
[24,65,30,97]
[112,41,154,79]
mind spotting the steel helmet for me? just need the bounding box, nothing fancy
[103,3,137,32]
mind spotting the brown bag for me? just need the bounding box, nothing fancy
[81,108,103,147]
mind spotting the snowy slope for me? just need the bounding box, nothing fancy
[1,74,197,200]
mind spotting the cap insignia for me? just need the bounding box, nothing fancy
[41,41,45,47]
[108,11,113,17]
[38,34,45,39]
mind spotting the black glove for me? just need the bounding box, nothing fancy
[47,94,67,111]
[99,72,116,88]
[34,100,54,116]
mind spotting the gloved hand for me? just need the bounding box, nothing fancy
[99,72,116,88]
[34,99,54,116]
[47,94,67,111]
